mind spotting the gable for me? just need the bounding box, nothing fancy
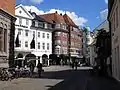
[15,6,33,19]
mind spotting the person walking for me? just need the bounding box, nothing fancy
[72,62,74,70]
[37,61,42,78]
[75,61,78,70]
[29,62,35,77]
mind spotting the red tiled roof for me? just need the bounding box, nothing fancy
[39,12,66,24]
[39,12,78,27]
[63,14,77,27]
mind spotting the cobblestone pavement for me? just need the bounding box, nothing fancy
[0,66,120,90]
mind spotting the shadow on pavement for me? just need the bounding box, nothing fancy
[31,69,120,90]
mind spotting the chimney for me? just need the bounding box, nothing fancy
[55,11,58,13]
[60,13,62,16]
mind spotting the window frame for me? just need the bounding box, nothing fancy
[25,41,28,47]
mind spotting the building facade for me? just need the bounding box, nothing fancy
[108,0,120,80]
[15,5,52,66]
[0,0,16,68]
[40,12,83,63]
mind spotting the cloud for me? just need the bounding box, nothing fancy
[24,6,88,26]
[105,0,108,4]
[100,9,108,21]
[24,6,45,14]
[30,0,44,4]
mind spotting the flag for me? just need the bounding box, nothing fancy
[15,33,20,47]
[30,36,35,49]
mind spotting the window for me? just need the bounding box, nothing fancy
[42,33,45,38]
[25,30,28,36]
[38,22,43,27]
[47,33,49,39]
[47,24,52,29]
[38,42,40,49]
[32,21,35,26]
[55,32,61,36]
[55,40,61,45]
[19,41,21,47]
[25,41,28,47]
[38,32,40,37]
[35,21,38,27]
[26,19,29,25]
[56,24,60,28]
[18,29,21,35]
[42,43,45,50]
[0,29,3,51]
[19,17,22,25]
[47,43,49,50]
[33,31,35,37]
[116,7,118,28]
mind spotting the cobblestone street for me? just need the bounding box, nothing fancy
[0,66,120,90]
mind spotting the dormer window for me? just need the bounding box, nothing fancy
[35,21,38,27]
[56,24,60,28]
[38,22,43,28]
[32,21,35,26]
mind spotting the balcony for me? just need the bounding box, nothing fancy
[54,24,67,32]
[55,40,61,46]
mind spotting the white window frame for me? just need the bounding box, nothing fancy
[42,43,45,50]
[47,33,49,39]
[25,30,28,36]
[25,41,28,47]
[38,32,40,37]
[38,42,40,49]
[47,43,49,50]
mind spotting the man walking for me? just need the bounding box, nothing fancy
[37,61,42,78]
[29,62,35,77]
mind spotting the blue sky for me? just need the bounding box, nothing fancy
[16,0,108,31]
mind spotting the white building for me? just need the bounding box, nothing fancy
[108,0,120,81]
[15,5,52,66]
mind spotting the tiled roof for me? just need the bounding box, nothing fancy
[63,14,77,27]
[40,12,66,24]
[39,12,78,27]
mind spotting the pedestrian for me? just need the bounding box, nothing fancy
[72,62,74,70]
[29,62,35,77]
[37,61,42,78]
[75,61,78,70]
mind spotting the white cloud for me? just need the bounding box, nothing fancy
[24,6,45,14]
[24,5,88,26]
[105,0,108,4]
[30,0,44,4]
[100,9,108,21]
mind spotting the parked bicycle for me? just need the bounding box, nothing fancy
[0,68,9,81]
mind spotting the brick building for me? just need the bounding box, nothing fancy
[0,0,16,68]
[40,12,82,63]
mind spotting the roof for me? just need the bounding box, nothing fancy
[39,12,66,24]
[15,4,33,19]
[29,12,45,22]
[63,14,77,27]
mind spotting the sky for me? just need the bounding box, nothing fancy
[16,0,108,31]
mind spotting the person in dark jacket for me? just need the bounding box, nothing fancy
[29,62,35,77]
[37,62,42,78]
